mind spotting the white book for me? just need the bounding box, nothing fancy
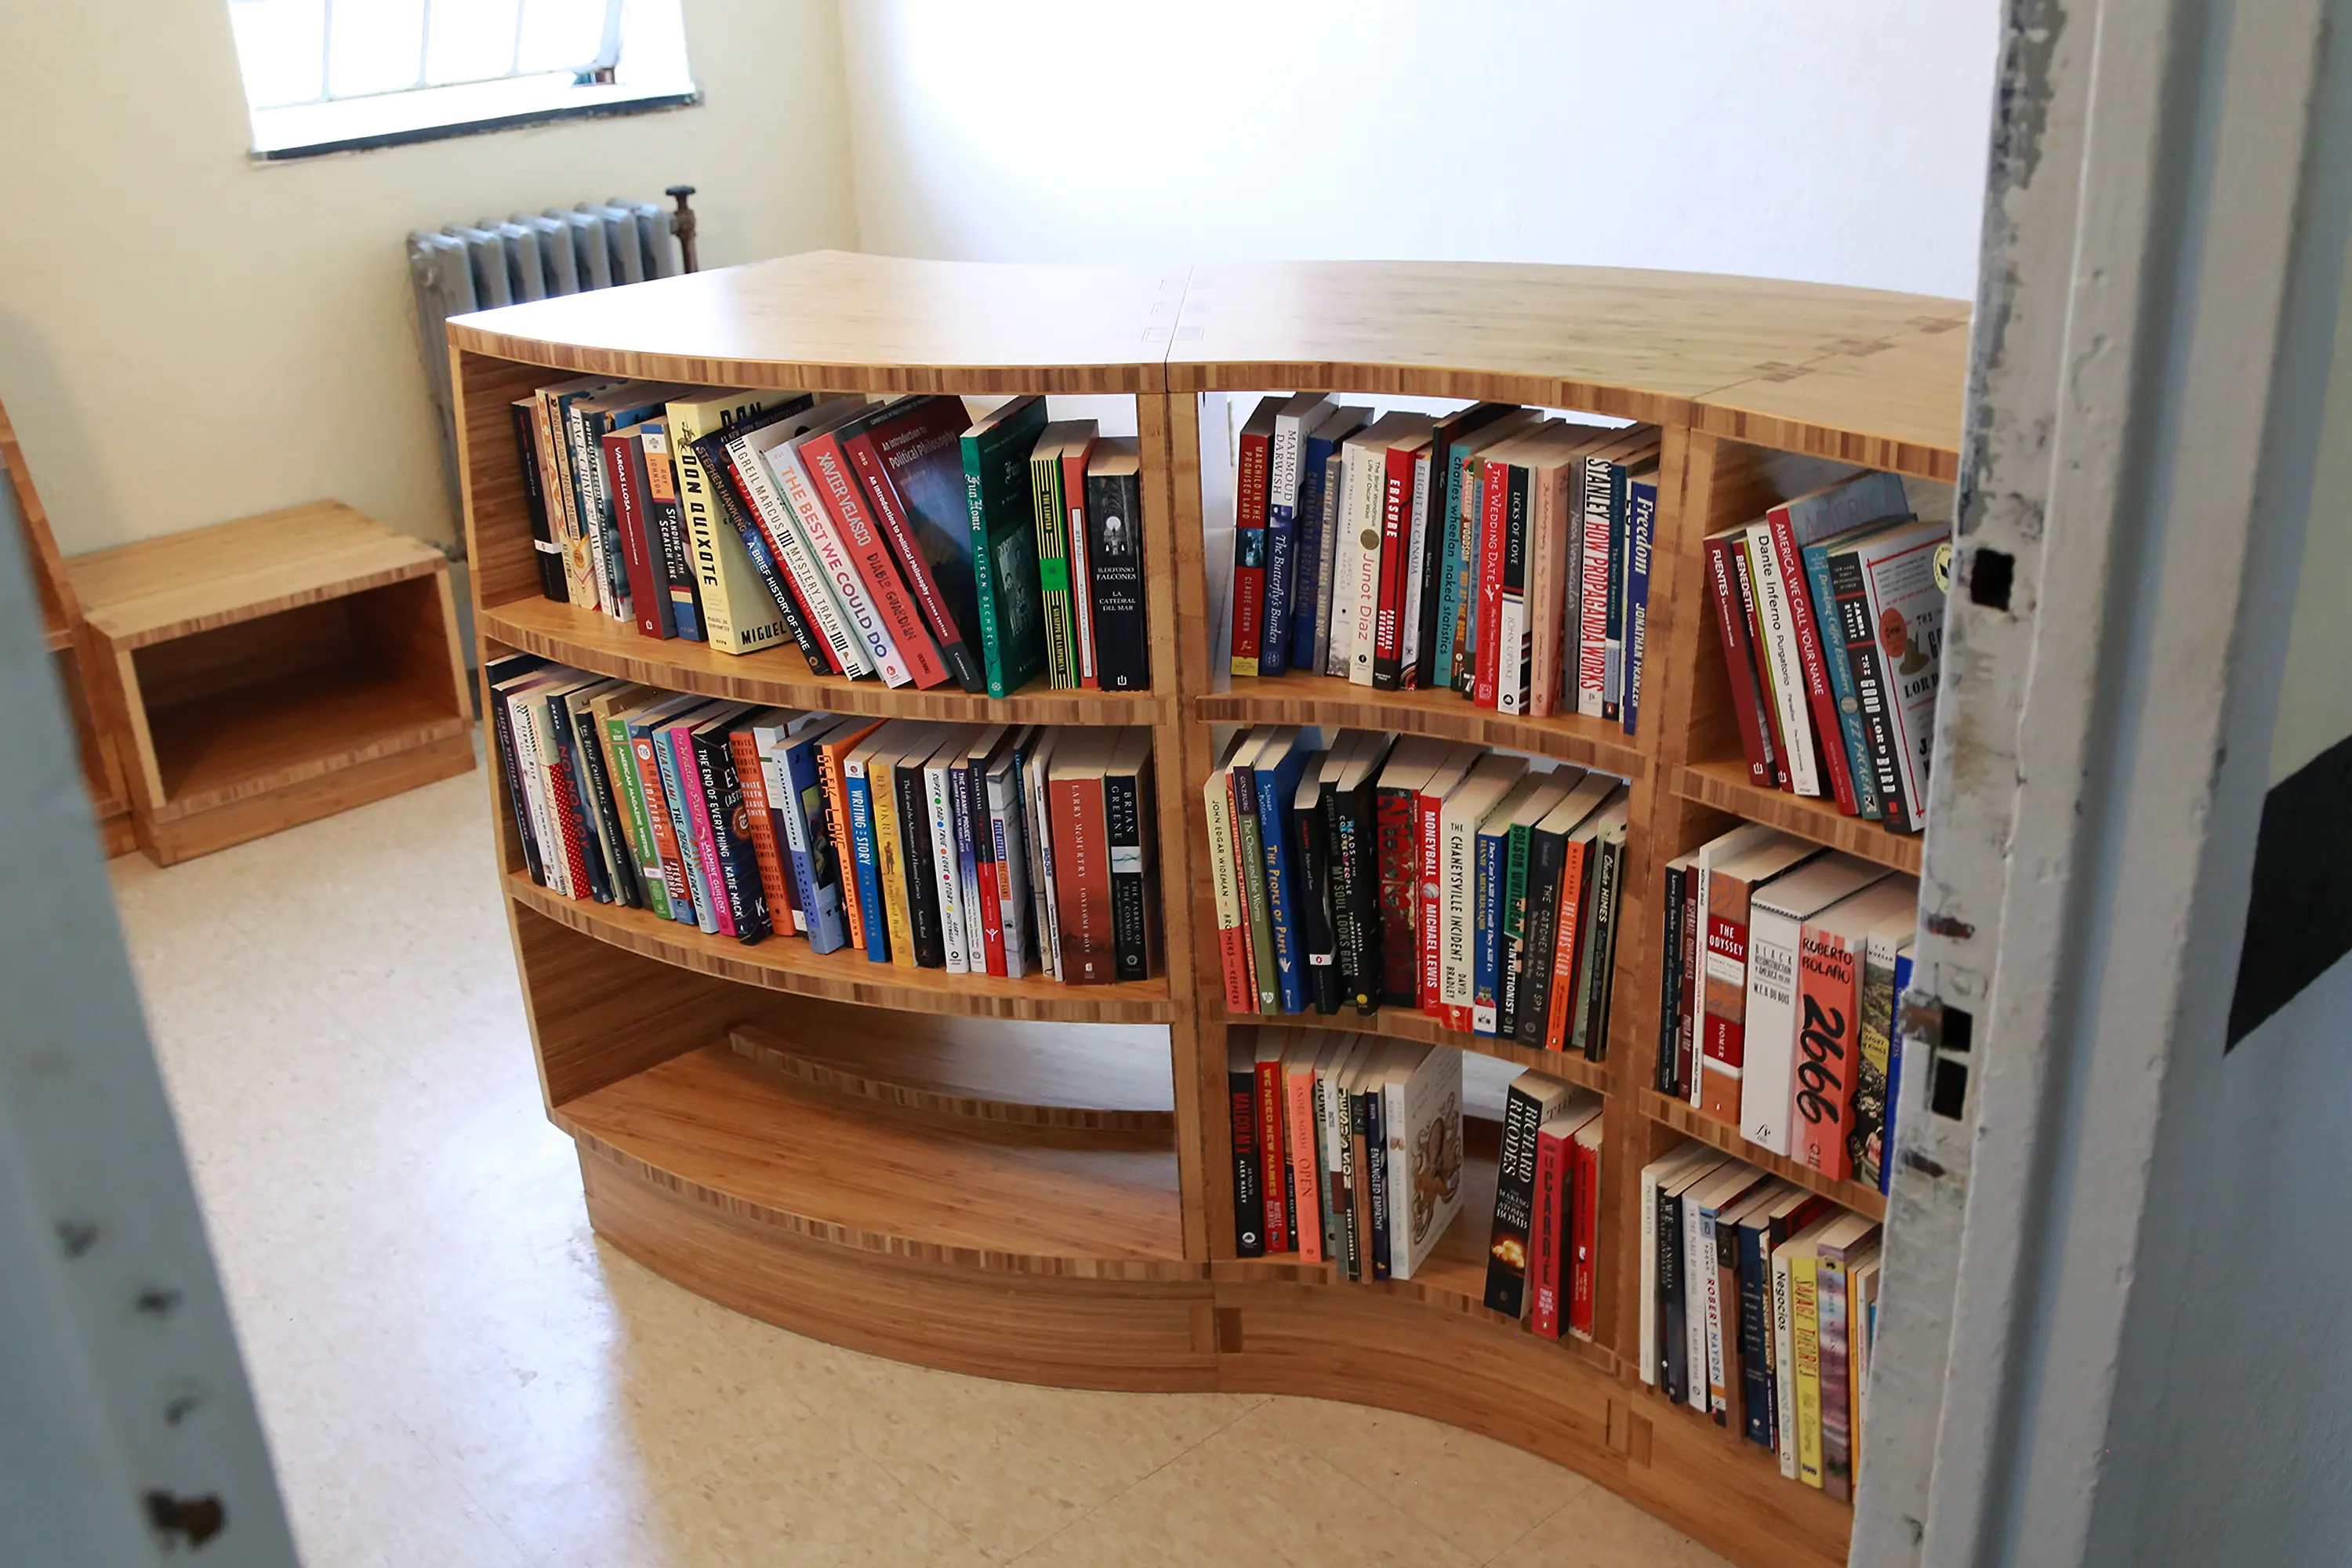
[1384,1044,1464,1281]
[1024,727,1062,980]
[1202,731,1249,1009]
[730,401,873,678]
[982,730,1033,978]
[1686,1164,1767,1414]
[503,677,568,897]
[956,726,1008,971]
[1398,448,1435,677]
[1337,439,1382,684]
[751,710,810,933]
[1741,854,1889,1155]
[1746,518,1821,796]
[1438,753,1528,1026]
[922,734,971,973]
[1637,1143,1722,1386]
[1309,448,1348,676]
[1269,393,1333,525]
[767,407,913,686]
[1690,822,1780,1108]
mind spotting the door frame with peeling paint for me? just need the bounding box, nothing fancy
[1857,0,2352,1563]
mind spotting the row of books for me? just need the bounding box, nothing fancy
[485,651,1159,984]
[1657,822,1918,1193]
[1705,469,1951,831]
[1210,728,1630,1059]
[1482,1071,1606,1342]
[1227,1029,1467,1281]
[1223,395,1662,731]
[514,383,1151,697]
[1641,1143,1882,1501]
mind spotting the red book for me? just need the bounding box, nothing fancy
[840,399,987,693]
[964,752,1008,978]
[1528,1119,1573,1339]
[1544,837,1593,1051]
[1472,455,1512,709]
[1048,744,1117,984]
[1062,438,1100,689]
[603,428,668,641]
[1254,1053,1290,1253]
[1374,782,1421,1009]
[1766,507,1860,815]
[1370,445,1417,690]
[1703,529,1780,787]
[630,733,693,916]
[1417,782,1448,1015]
[729,730,798,935]
[804,426,949,688]
[1728,539,1790,787]
[1567,1117,1602,1339]
[1795,913,1868,1181]
[542,715,593,899]
[1229,403,1275,677]
[815,719,883,949]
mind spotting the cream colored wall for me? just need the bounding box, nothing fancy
[0,0,855,557]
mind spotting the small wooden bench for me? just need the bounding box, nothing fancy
[70,502,473,865]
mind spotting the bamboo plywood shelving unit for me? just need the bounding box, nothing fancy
[449,251,1965,1568]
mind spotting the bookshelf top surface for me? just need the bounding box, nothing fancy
[448,249,1187,391]
[448,250,1969,451]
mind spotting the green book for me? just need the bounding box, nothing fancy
[601,699,672,922]
[1232,734,1283,1012]
[961,396,1051,698]
[1028,420,1095,690]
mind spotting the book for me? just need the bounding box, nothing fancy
[1082,438,1151,692]
[1023,727,1063,979]
[510,400,569,601]
[1682,822,1779,1102]
[601,426,668,640]
[777,714,858,952]
[889,725,950,968]
[1436,410,1545,693]
[1832,517,1952,831]
[567,380,681,618]
[1850,896,1918,1190]
[1292,405,1370,671]
[1252,1030,1293,1252]
[1764,472,1911,813]
[734,713,800,927]
[1413,403,1523,688]
[1323,733,1391,1014]
[1686,1163,1770,1416]
[804,405,953,689]
[1029,420,1098,689]
[694,409,835,674]
[637,423,702,641]
[840,394,989,692]
[1291,743,1345,1016]
[1545,794,1628,1055]
[1413,743,1485,1014]
[1793,880,1916,1180]
[1528,1098,1602,1338]
[1641,1145,1727,1389]
[689,706,770,941]
[1484,1071,1580,1316]
[665,389,805,655]
[1251,727,1321,1012]
[485,655,554,884]
[1229,397,1279,679]
[1104,727,1157,982]
[1383,1044,1465,1281]
[1746,517,1824,796]
[978,727,1031,976]
[1622,466,1658,735]
[1697,833,1828,1127]
[1497,770,1581,1040]
[1568,811,1628,1061]
[1228,1035,1266,1257]
[1700,529,1786,788]
[1371,735,1451,1007]
[1333,414,1436,684]
[962,397,1051,698]
[920,731,975,973]
[1281,1035,1327,1265]
[1884,942,1915,1192]
[1229,728,1284,1011]
[1204,730,1255,1013]
[1362,1044,1396,1279]
[1261,393,1333,678]
[1437,753,1529,1033]
[535,376,625,609]
[1320,1038,1368,1272]
[1523,427,1610,717]
[1048,727,1120,983]
[1736,854,1886,1154]
[1820,1232,1881,1501]
[518,397,580,607]
[1597,437,1662,720]
[1370,429,1436,690]
[1657,853,1693,1094]
[1474,771,1555,1036]
[763,399,912,684]
[1515,775,1623,1049]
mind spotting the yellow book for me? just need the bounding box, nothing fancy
[869,722,942,970]
[1792,1249,1824,1489]
[665,387,798,656]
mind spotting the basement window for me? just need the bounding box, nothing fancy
[227,0,699,161]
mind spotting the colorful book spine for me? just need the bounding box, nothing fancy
[1229,1045,1265,1257]
[730,728,796,929]
[1472,822,1508,1036]
[1623,473,1657,735]
[844,752,889,959]
[1229,416,1272,677]
[806,429,948,688]
[639,424,702,641]
[693,724,769,942]
[773,726,849,953]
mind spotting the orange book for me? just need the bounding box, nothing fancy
[1543,837,1595,1051]
[1791,880,1915,1178]
[815,717,884,949]
[729,727,797,934]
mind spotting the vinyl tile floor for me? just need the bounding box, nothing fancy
[110,763,1734,1568]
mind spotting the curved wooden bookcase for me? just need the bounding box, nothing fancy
[452,251,1965,1568]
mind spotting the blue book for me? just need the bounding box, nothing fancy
[1287,412,1366,669]
[1434,445,1475,693]
[777,722,850,953]
[1253,729,1320,1014]
[1882,947,1915,1194]
[1622,473,1657,736]
[1261,516,1297,677]
[1801,532,1885,820]
[651,711,718,931]
[1737,1218,1776,1447]
[1472,819,1508,1036]
[845,754,890,960]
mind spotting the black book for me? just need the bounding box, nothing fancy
[1483,1072,1567,1316]
[541,687,612,904]
[1500,461,1533,715]
[891,746,946,968]
[512,401,569,601]
[1290,753,1342,1014]
[1105,728,1156,982]
[1365,1071,1392,1282]
[1414,403,1522,689]
[1228,1040,1265,1258]
[1657,860,1689,1094]
[691,712,771,944]
[638,425,703,642]
[691,415,831,676]
[1516,821,1570,1048]
[485,653,550,881]
[1324,739,1388,1014]
[1083,441,1152,692]
[570,689,642,909]
[1828,546,1911,832]
[1345,1067,1370,1280]
[1580,830,1625,1062]
[1659,1178,1687,1402]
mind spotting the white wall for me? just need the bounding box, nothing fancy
[0,0,855,556]
[841,0,2000,300]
